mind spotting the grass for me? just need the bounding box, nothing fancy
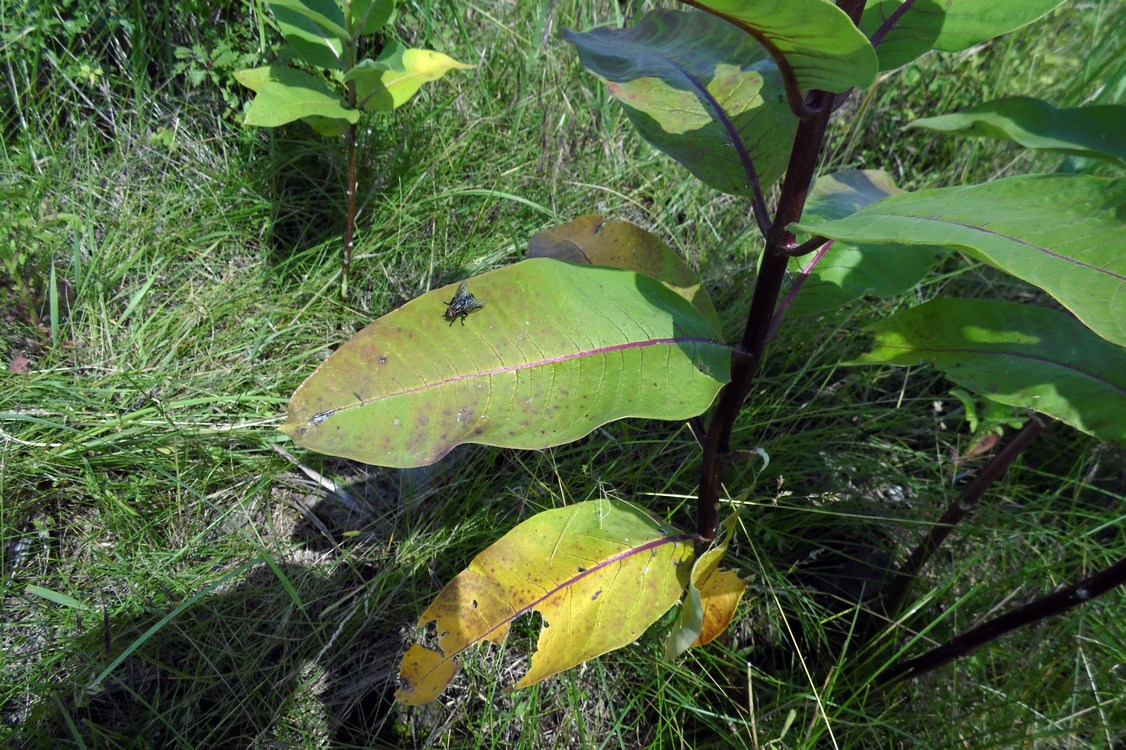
[2,0,1124,747]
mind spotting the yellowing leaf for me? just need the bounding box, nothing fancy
[395,499,694,705]
[692,567,746,648]
[666,513,745,658]
[347,41,474,112]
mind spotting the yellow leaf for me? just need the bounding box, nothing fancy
[396,499,694,705]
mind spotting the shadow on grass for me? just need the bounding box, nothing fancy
[17,503,412,747]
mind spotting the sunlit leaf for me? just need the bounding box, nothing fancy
[909,97,1126,168]
[283,259,729,468]
[528,214,721,332]
[565,8,797,196]
[684,0,877,93]
[861,0,1067,71]
[269,0,343,69]
[25,585,92,611]
[792,175,1126,347]
[346,40,474,112]
[266,0,347,40]
[666,514,745,659]
[395,499,695,705]
[350,0,394,35]
[856,299,1126,444]
[234,66,358,126]
[788,170,946,317]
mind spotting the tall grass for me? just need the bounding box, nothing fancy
[2,0,1123,747]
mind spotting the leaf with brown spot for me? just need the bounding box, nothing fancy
[395,499,694,705]
[528,215,721,331]
[283,258,729,467]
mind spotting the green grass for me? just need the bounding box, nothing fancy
[2,0,1124,747]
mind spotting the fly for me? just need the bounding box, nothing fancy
[442,280,486,326]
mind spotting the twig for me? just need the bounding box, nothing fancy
[877,555,1126,686]
[880,416,1049,618]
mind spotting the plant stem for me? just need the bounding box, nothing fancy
[880,416,1049,618]
[342,38,360,301]
[343,119,358,300]
[695,0,867,542]
[877,554,1126,686]
[696,90,837,542]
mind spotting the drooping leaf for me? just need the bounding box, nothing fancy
[791,175,1126,347]
[788,170,946,317]
[350,0,394,35]
[666,514,745,659]
[283,259,729,468]
[346,40,474,112]
[861,0,1067,71]
[855,299,1126,444]
[909,97,1126,168]
[234,66,358,127]
[266,0,348,40]
[395,499,695,705]
[564,8,797,196]
[269,1,343,69]
[683,0,877,94]
[527,214,721,332]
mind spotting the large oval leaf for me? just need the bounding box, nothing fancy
[345,41,474,112]
[788,170,947,317]
[269,2,343,70]
[684,0,877,94]
[234,66,358,127]
[283,259,729,467]
[909,97,1126,168]
[861,0,1067,71]
[791,175,1126,347]
[527,214,721,331]
[396,499,694,705]
[564,8,797,196]
[855,299,1126,444]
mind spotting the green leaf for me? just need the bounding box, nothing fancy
[396,499,694,705]
[270,1,343,70]
[234,66,358,127]
[684,0,877,93]
[564,8,797,196]
[346,40,474,112]
[25,584,92,611]
[283,259,729,468]
[909,97,1126,168]
[861,0,1067,71]
[855,299,1126,444]
[788,170,947,317]
[350,0,394,35]
[266,0,347,41]
[527,214,721,332]
[791,175,1126,347]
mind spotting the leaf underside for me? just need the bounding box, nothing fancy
[565,9,797,196]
